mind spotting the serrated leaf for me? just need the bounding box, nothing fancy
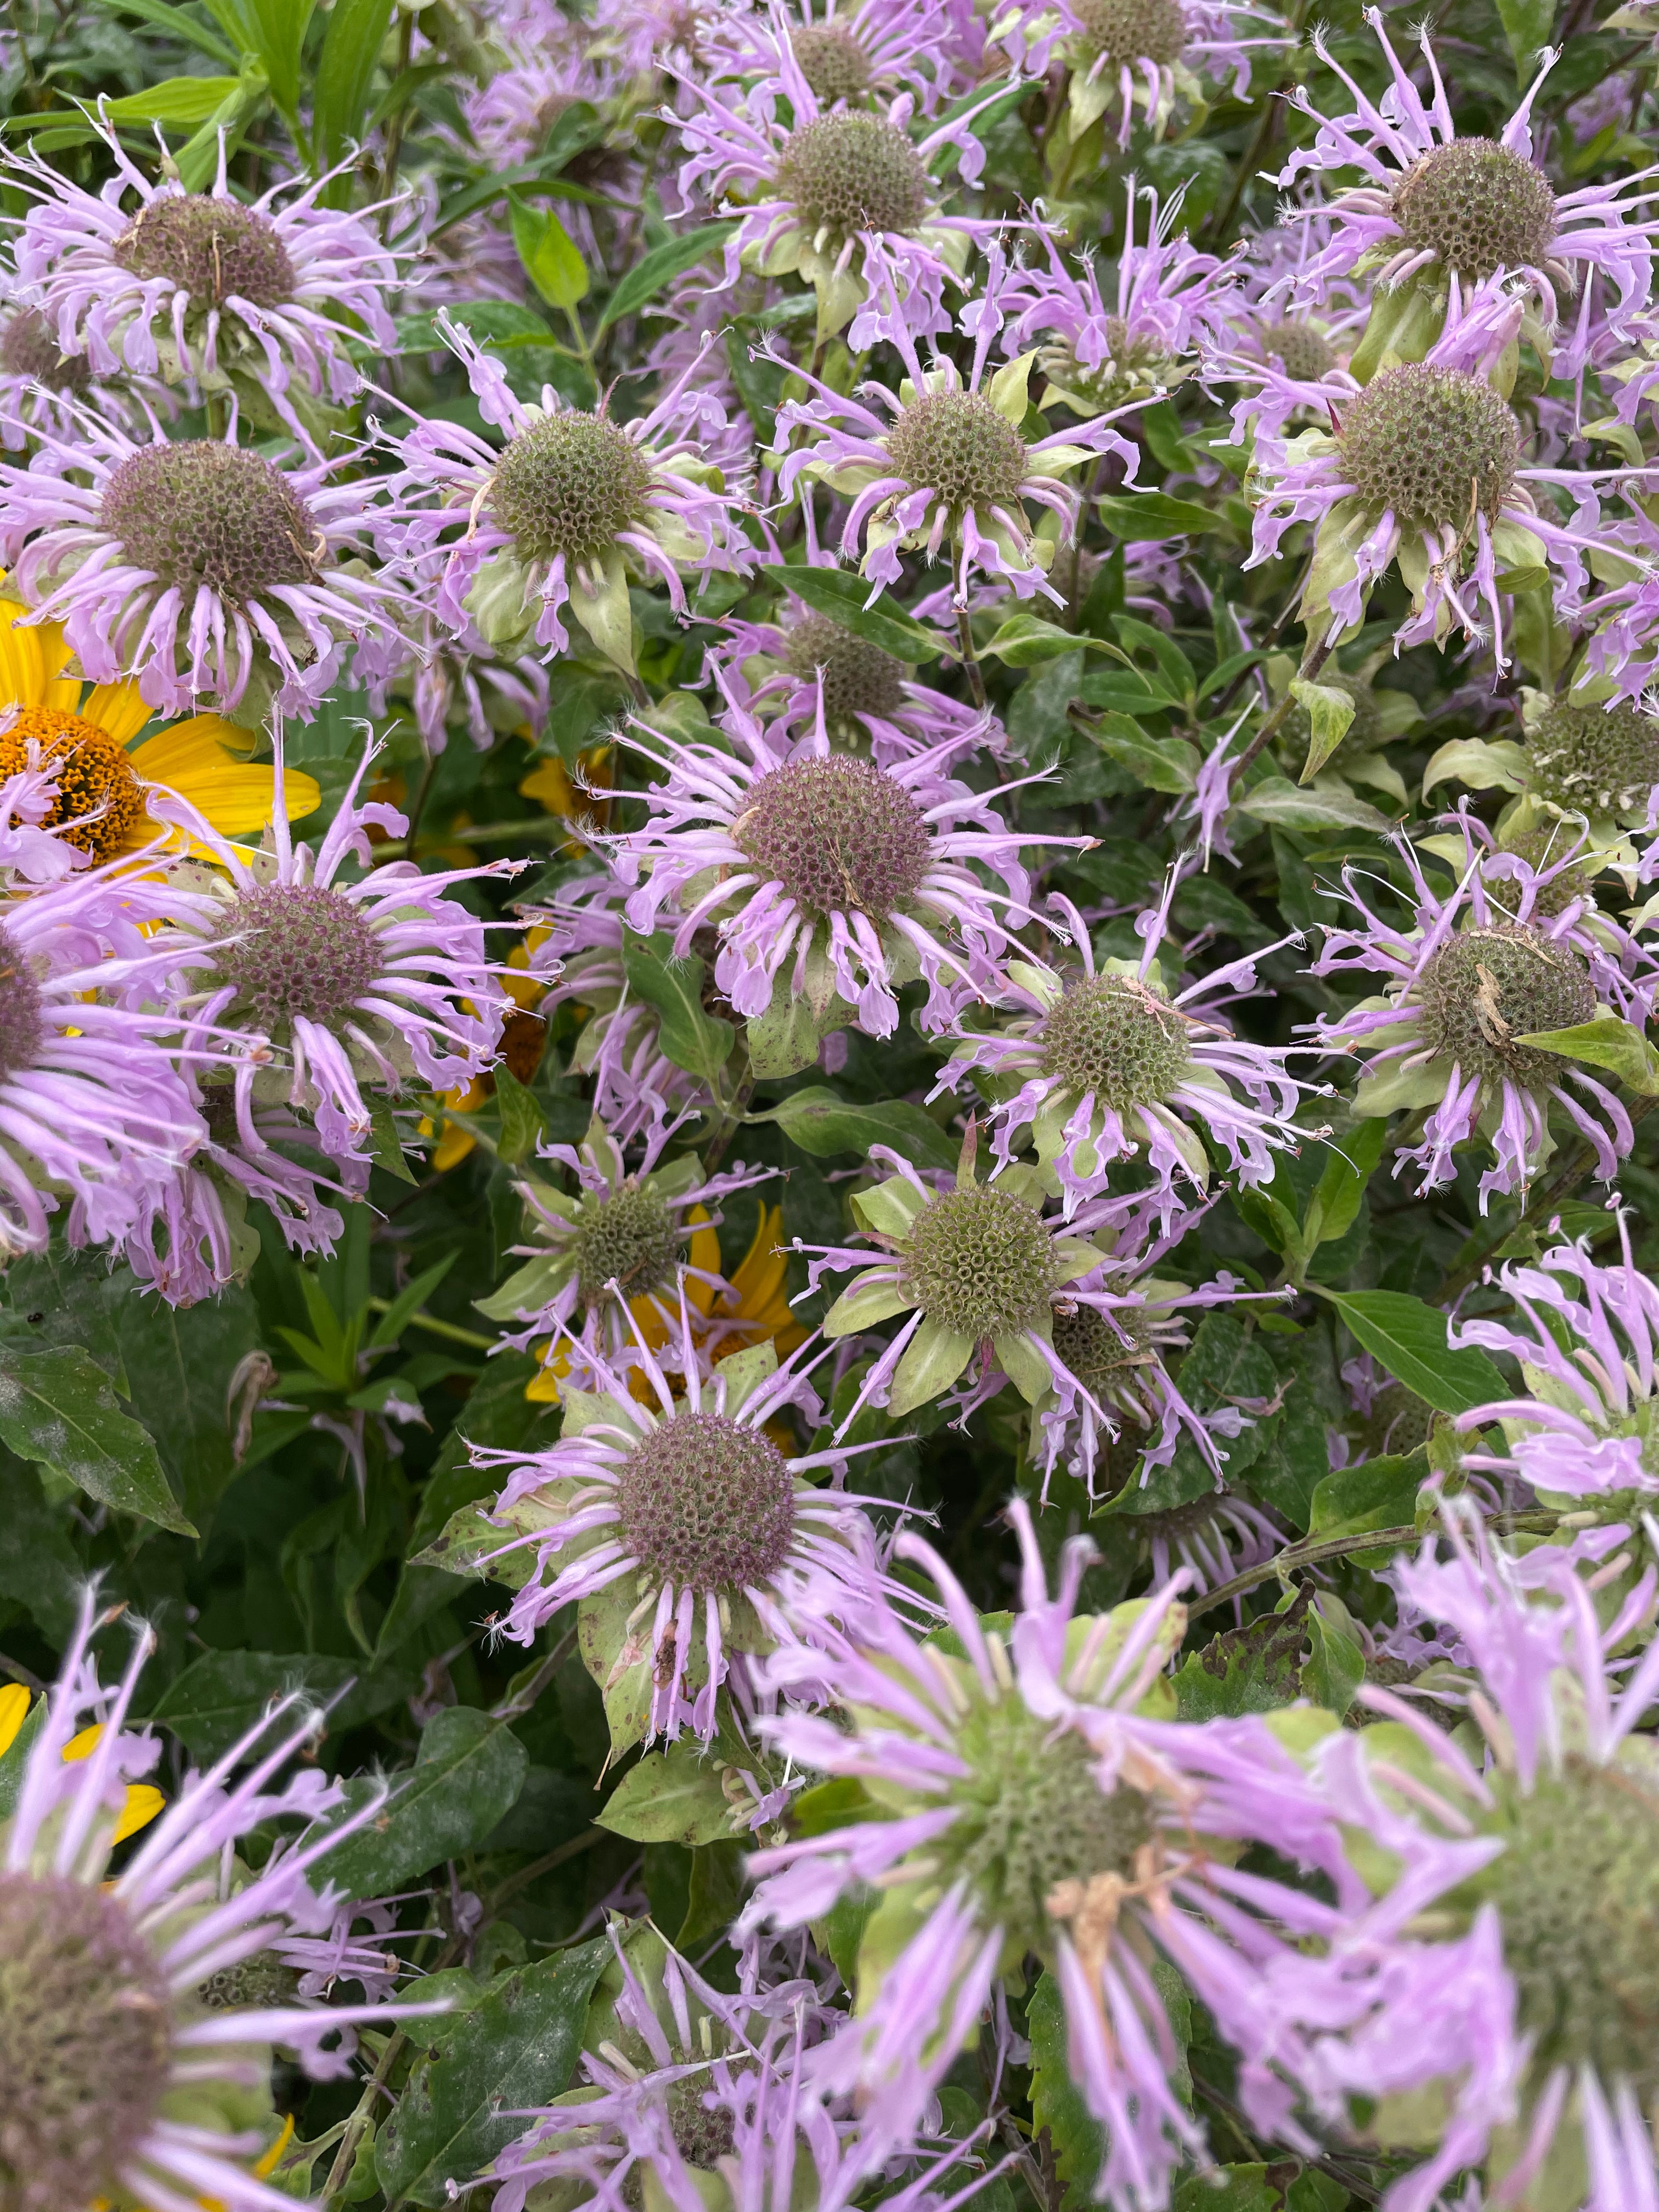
[980,612,1109,667]
[620,933,735,1091]
[758,563,943,664]
[747,1086,957,1172]
[1174,1600,1308,1720]
[1302,1597,1367,1718]
[1095,490,1221,539]
[1318,1289,1508,1415]
[1028,1969,1105,2209]
[0,1346,194,1534]
[312,1706,529,1895]
[1307,1452,1424,1542]
[1080,712,1199,793]
[374,1940,611,2209]
[1291,676,1356,782]
[598,222,738,330]
[1513,1015,1659,1096]
[596,1740,735,1846]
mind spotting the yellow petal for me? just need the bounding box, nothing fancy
[526,1336,568,1403]
[256,2116,297,2181]
[111,1782,165,1845]
[687,1211,720,1315]
[62,1722,103,1762]
[81,677,155,748]
[0,603,58,712]
[521,755,577,814]
[0,1681,29,1757]
[128,724,321,834]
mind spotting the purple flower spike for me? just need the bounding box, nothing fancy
[778,251,1138,607]
[383,316,749,677]
[934,882,1319,1223]
[0,1592,443,2212]
[613,672,1091,1039]
[10,128,400,443]
[467,1290,897,1743]
[0,406,417,722]
[1310,823,1653,1206]
[742,1499,1341,2209]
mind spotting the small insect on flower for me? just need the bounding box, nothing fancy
[8,128,400,442]
[385,317,747,678]
[743,1501,1340,2209]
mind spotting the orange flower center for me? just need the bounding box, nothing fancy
[0,708,144,862]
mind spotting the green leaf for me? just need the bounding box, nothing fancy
[1318,1289,1508,1416]
[598,222,739,330]
[493,1065,547,1167]
[1173,2166,1280,2212]
[238,0,317,113]
[375,1940,611,2210]
[1095,490,1221,540]
[149,1651,358,1762]
[314,0,394,179]
[105,0,240,62]
[0,1346,194,1534]
[368,1255,461,1354]
[620,933,736,1090]
[748,1086,958,1172]
[1305,1119,1389,1250]
[1513,1015,1659,1097]
[113,1280,261,1529]
[1496,0,1553,80]
[510,198,590,312]
[0,1457,82,1643]
[758,563,943,664]
[369,1101,419,1183]
[1080,712,1199,793]
[597,1740,735,1846]
[105,73,246,123]
[980,612,1109,667]
[1291,676,1357,783]
[1174,1600,1308,1720]
[313,1706,529,1895]
[1238,776,1393,834]
[1028,1969,1105,2209]
[1307,1452,1424,1542]
[1302,1598,1367,1719]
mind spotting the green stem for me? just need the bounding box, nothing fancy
[956,607,987,710]
[1186,1509,1561,1620]
[701,1041,755,1175]
[1226,632,1336,791]
[364,1297,493,1352]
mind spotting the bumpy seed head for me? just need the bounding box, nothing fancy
[571,1180,685,1307]
[1280,671,1385,760]
[99,441,323,605]
[196,1954,301,2011]
[1414,923,1595,1088]
[665,2077,737,2169]
[1051,1300,1160,1398]
[489,413,653,572]
[216,883,380,1032]
[1498,827,1598,918]
[0,1870,173,2212]
[1338,364,1520,531]
[775,112,932,237]
[0,306,91,396]
[112,193,297,308]
[1528,699,1659,816]
[901,1184,1058,1342]
[782,614,906,723]
[613,1411,797,1591]
[1069,0,1187,63]
[791,22,873,102]
[1262,319,1334,383]
[1036,974,1193,1114]
[1476,1756,1659,2094]
[0,923,42,1088]
[735,755,930,918]
[1390,138,1558,283]
[933,1694,1156,1957]
[884,390,1029,517]
[0,708,145,863]
[1359,1380,1433,1459]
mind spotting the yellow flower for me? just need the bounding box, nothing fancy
[0,596,318,863]
[525,1203,804,1403]
[520,743,611,856]
[0,1681,165,1844]
[422,935,551,1171]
